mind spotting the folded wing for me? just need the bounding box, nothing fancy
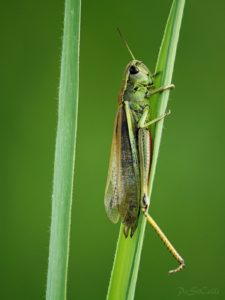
[104,104,140,231]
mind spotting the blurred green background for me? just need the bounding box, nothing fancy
[1,0,225,299]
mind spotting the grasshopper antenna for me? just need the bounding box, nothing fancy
[117,27,136,60]
[142,208,185,274]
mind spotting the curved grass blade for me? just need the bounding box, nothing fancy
[46,0,81,299]
[107,1,185,299]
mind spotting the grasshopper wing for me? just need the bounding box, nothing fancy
[104,110,121,223]
[104,104,140,229]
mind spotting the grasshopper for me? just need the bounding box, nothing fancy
[104,30,185,273]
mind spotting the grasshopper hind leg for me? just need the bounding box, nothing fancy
[138,128,151,209]
[143,209,185,274]
[138,116,185,273]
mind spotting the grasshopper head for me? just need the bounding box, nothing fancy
[119,60,154,104]
[127,60,153,86]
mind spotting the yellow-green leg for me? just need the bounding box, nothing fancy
[151,83,175,95]
[143,208,185,273]
[138,107,171,129]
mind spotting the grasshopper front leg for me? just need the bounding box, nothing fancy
[150,83,175,95]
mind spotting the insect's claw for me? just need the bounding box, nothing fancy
[168,261,185,274]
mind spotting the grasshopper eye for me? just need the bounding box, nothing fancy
[129,65,139,74]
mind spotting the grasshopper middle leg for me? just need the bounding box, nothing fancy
[138,106,171,129]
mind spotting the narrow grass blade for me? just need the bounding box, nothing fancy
[46,0,81,299]
[106,1,185,299]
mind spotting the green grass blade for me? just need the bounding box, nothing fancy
[106,1,185,299]
[46,0,81,299]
